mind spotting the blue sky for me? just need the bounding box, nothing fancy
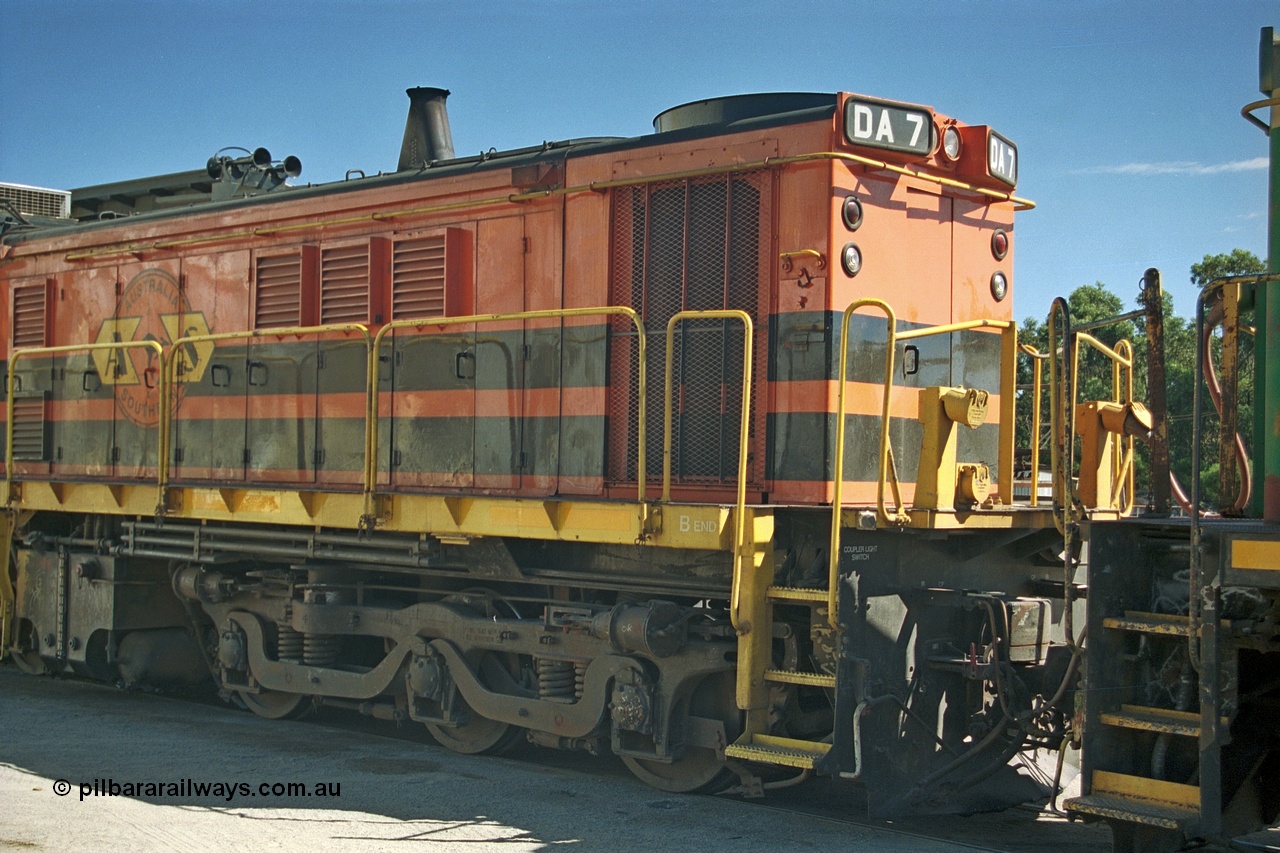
[2,1,1274,323]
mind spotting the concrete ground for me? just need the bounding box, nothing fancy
[0,665,1113,852]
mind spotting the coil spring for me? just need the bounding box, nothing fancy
[303,633,339,667]
[277,619,303,664]
[537,658,578,702]
[574,660,587,701]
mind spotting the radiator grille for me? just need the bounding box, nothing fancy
[609,171,769,486]
[320,244,370,323]
[391,235,446,319]
[255,253,302,328]
[0,182,70,219]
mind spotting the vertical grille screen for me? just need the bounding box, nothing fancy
[255,253,302,328]
[391,235,446,319]
[609,171,769,486]
[320,244,370,323]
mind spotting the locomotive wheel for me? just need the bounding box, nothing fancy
[11,623,49,675]
[426,690,524,755]
[621,671,740,793]
[11,647,48,675]
[424,591,527,755]
[237,688,313,720]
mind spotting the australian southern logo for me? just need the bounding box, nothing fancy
[91,269,214,428]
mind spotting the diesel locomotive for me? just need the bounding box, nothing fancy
[2,48,1278,849]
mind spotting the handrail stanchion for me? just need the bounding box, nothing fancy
[1019,343,1049,507]
[827,299,898,629]
[661,310,753,629]
[363,307,648,529]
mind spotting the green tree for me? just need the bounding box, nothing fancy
[1190,249,1265,289]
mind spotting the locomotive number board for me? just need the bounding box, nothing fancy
[843,96,934,156]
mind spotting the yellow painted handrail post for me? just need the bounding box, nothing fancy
[660,310,753,628]
[828,298,899,628]
[1072,331,1136,514]
[1018,343,1049,507]
[363,307,648,528]
[998,323,1018,506]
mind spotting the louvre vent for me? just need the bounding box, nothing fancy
[391,235,446,319]
[11,396,47,461]
[255,253,302,328]
[0,182,71,219]
[12,283,47,349]
[320,244,370,323]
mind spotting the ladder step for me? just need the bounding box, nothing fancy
[1102,611,1191,636]
[725,735,831,770]
[1064,770,1200,830]
[766,586,828,603]
[1100,704,1222,738]
[764,668,836,688]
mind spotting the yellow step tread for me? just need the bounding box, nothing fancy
[1102,611,1191,635]
[766,586,828,602]
[1100,705,1203,737]
[1063,793,1198,830]
[1091,770,1200,811]
[725,735,830,770]
[763,668,836,688]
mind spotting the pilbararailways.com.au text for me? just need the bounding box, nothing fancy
[53,778,341,802]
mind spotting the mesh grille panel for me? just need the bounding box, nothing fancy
[391,235,446,319]
[320,244,370,323]
[255,253,302,328]
[608,171,769,486]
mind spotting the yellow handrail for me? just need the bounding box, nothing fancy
[660,310,753,628]
[897,318,1017,506]
[5,340,166,509]
[825,307,1019,627]
[160,323,373,503]
[1019,343,1049,507]
[827,299,901,627]
[1072,332,1137,515]
[365,307,648,525]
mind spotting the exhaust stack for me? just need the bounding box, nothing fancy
[398,87,455,170]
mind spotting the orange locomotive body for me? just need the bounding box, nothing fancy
[0,88,1066,816]
[2,90,1017,505]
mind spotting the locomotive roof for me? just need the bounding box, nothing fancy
[0,92,840,248]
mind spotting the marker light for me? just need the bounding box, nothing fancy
[990,271,1008,302]
[842,196,863,231]
[841,243,862,277]
[942,126,962,162]
[991,229,1009,260]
